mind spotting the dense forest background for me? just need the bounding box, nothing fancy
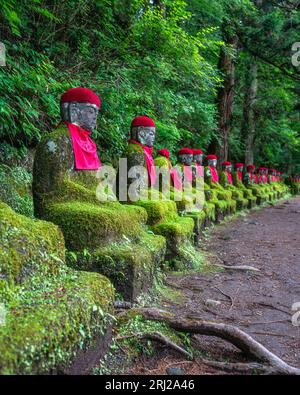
[0,0,300,172]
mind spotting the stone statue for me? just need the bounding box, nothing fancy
[33,88,166,300]
[220,161,249,210]
[123,117,195,263]
[204,154,236,219]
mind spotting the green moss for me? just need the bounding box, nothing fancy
[45,200,147,250]
[0,269,114,375]
[0,203,114,375]
[132,199,178,225]
[0,202,65,284]
[151,216,194,257]
[0,165,33,218]
[67,233,166,301]
[154,156,170,169]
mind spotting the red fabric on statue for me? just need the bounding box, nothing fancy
[129,140,156,187]
[209,165,219,183]
[65,122,101,170]
[237,170,243,181]
[170,168,183,191]
[195,163,204,178]
[226,170,233,184]
[183,165,193,184]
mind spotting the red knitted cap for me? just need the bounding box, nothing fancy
[193,149,203,155]
[234,163,244,169]
[178,148,194,155]
[131,116,155,128]
[60,87,101,108]
[157,149,170,159]
[206,154,217,160]
[247,165,255,171]
[222,161,232,166]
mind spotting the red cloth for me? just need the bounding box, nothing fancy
[226,170,233,184]
[237,170,243,181]
[61,87,101,108]
[207,154,217,160]
[193,149,203,155]
[131,116,155,128]
[183,165,193,183]
[157,149,170,159]
[170,167,183,191]
[195,163,204,178]
[129,140,156,187]
[178,148,193,155]
[235,163,244,169]
[65,122,101,170]
[209,165,219,183]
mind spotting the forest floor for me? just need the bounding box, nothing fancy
[123,197,300,375]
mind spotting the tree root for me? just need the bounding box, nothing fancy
[131,308,300,375]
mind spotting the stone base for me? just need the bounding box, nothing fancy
[68,233,166,302]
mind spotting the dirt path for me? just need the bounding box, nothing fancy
[127,198,300,375]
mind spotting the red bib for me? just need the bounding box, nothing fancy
[65,122,101,170]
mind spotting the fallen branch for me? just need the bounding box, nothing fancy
[133,308,300,375]
[215,264,261,272]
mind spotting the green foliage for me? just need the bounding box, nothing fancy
[0,165,33,217]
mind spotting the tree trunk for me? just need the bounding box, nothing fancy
[216,32,238,166]
[243,61,258,165]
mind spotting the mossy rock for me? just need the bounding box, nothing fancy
[132,199,178,226]
[151,216,194,257]
[0,202,65,283]
[0,270,114,375]
[44,200,147,250]
[67,233,166,302]
[0,203,115,375]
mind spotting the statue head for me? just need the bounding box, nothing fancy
[206,154,218,168]
[222,161,232,173]
[60,87,101,132]
[247,164,255,174]
[130,116,156,147]
[234,163,244,173]
[178,148,194,166]
[258,167,265,175]
[193,149,204,165]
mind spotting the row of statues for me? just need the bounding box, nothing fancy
[32,87,289,298]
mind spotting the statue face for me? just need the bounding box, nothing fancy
[226,165,232,173]
[236,166,243,172]
[131,126,156,147]
[194,154,203,165]
[61,102,99,131]
[179,154,193,166]
[208,159,217,167]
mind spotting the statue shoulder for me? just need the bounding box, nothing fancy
[154,156,169,169]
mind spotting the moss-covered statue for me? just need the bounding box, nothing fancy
[244,165,269,205]
[230,162,257,209]
[174,147,206,243]
[122,116,196,268]
[33,88,166,301]
[258,167,275,201]
[219,161,248,210]
[268,168,287,199]
[204,154,236,219]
